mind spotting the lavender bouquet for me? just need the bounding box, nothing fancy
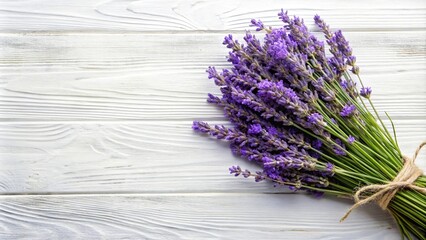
[192,11,426,239]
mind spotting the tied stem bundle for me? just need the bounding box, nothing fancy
[341,142,426,222]
[193,10,426,239]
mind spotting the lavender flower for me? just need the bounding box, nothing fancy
[223,34,238,49]
[312,139,322,149]
[347,135,355,144]
[307,113,325,127]
[206,66,225,86]
[250,19,265,31]
[326,163,335,175]
[254,171,266,182]
[333,139,347,156]
[314,15,332,39]
[340,104,356,117]
[248,124,262,135]
[360,87,372,98]
[229,166,242,176]
[242,169,251,178]
[257,80,311,118]
[347,56,356,67]
[277,9,291,23]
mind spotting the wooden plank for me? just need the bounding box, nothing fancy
[0,120,424,194]
[0,2,423,239]
[0,194,400,239]
[0,32,425,121]
[0,0,425,32]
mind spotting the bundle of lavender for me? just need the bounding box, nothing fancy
[192,10,426,239]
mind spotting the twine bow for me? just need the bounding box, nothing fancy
[340,141,426,222]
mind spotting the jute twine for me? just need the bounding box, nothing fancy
[340,141,426,222]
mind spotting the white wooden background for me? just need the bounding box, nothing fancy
[0,0,425,239]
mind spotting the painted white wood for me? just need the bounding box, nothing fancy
[0,0,425,239]
[0,32,425,121]
[0,0,425,31]
[0,194,401,239]
[0,120,424,194]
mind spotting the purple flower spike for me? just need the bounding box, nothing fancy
[360,87,372,98]
[278,9,290,23]
[314,15,332,39]
[334,30,352,58]
[206,93,221,104]
[242,169,251,178]
[313,14,321,23]
[206,66,225,86]
[326,162,334,172]
[347,135,355,144]
[206,66,217,79]
[320,163,335,177]
[283,88,299,102]
[257,80,274,90]
[254,171,266,182]
[267,126,278,136]
[229,166,242,176]
[312,139,322,149]
[248,123,262,135]
[192,121,210,133]
[347,56,356,66]
[223,34,235,48]
[340,104,356,117]
[250,19,264,31]
[340,80,348,89]
[308,113,324,126]
[333,139,347,156]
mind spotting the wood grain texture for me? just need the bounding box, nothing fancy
[0,194,401,239]
[0,120,424,194]
[0,0,425,32]
[1,1,425,239]
[0,32,425,121]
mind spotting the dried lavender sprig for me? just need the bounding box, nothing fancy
[193,121,319,166]
[208,93,322,151]
[230,144,321,173]
[229,165,340,194]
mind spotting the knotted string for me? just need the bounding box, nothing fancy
[340,141,426,222]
